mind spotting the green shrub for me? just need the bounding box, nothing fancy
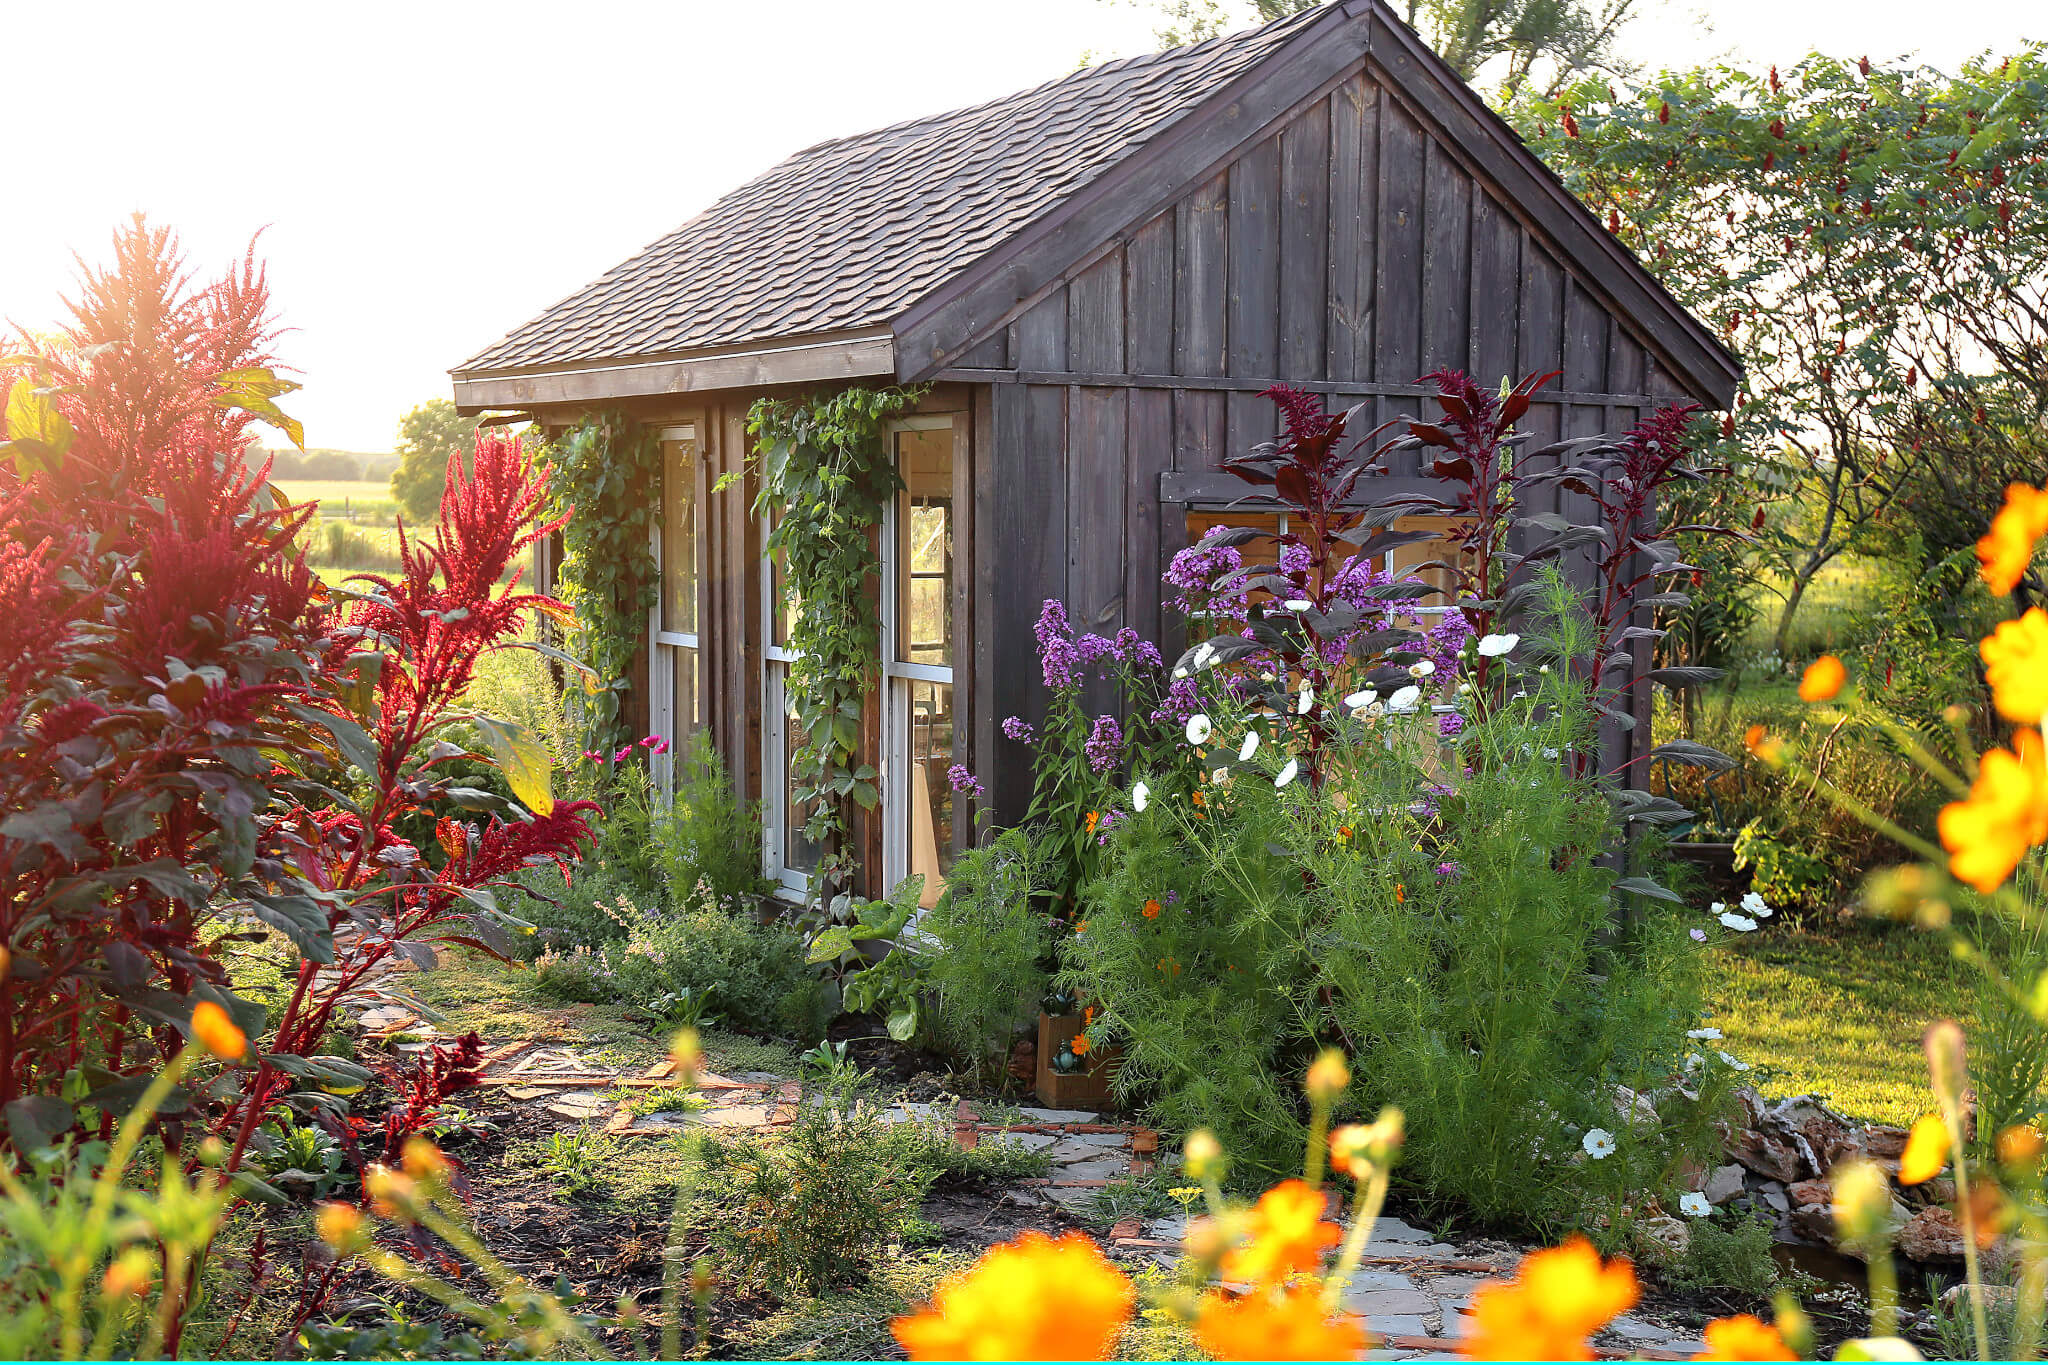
[656,735,773,905]
[1062,578,1733,1228]
[699,1096,940,1294]
[919,827,1056,1080]
[531,890,825,1041]
[1666,1213,1782,1297]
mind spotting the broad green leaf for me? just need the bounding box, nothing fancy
[470,714,554,816]
[807,925,857,964]
[2,377,74,473]
[886,1007,918,1042]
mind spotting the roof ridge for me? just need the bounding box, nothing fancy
[788,5,1325,160]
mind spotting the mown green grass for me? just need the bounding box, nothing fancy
[273,477,396,515]
[1704,921,1978,1125]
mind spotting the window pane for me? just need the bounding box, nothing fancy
[662,438,697,634]
[894,426,952,667]
[902,678,955,907]
[673,645,699,735]
[783,696,822,876]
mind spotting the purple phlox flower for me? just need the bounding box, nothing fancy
[1113,627,1164,671]
[1002,715,1038,744]
[1094,807,1125,845]
[946,763,986,800]
[1279,542,1313,577]
[1437,712,1466,739]
[1150,676,1201,728]
[1164,889,1179,905]
[1035,599,1080,690]
[1163,541,1247,619]
[1084,714,1124,774]
[1074,633,1117,670]
[1433,861,1463,881]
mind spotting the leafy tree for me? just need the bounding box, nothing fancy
[390,397,483,523]
[302,450,359,480]
[1512,49,2048,652]
[1131,0,1635,96]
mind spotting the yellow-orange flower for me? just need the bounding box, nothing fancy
[1194,1286,1368,1361]
[1221,1179,1342,1285]
[1939,728,2048,893]
[1460,1236,1639,1361]
[1982,609,2048,725]
[1694,1313,1797,1360]
[1978,483,2048,595]
[1798,654,1846,702]
[1998,1123,2046,1170]
[190,1000,248,1061]
[1744,724,1784,767]
[1142,898,1161,919]
[1899,1113,1951,1185]
[1071,1032,1093,1057]
[892,1230,1134,1361]
[316,1201,366,1251]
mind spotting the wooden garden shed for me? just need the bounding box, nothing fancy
[450,0,1741,904]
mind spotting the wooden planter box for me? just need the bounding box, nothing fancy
[1035,1011,1119,1110]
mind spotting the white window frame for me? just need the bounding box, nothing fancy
[649,424,700,796]
[760,513,811,899]
[879,415,958,902]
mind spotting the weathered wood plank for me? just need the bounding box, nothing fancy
[1376,99,1425,385]
[1470,189,1521,387]
[1563,280,1610,394]
[1420,140,1472,374]
[1326,73,1378,383]
[1175,172,1229,378]
[956,332,1008,369]
[1279,99,1330,382]
[987,386,1068,823]
[1125,210,1176,376]
[970,387,997,824]
[1126,389,1174,654]
[1012,292,1069,372]
[1067,250,1126,375]
[1608,327,1647,400]
[1226,389,1277,466]
[1174,387,1227,476]
[452,334,896,411]
[932,368,1660,406]
[1519,241,1565,384]
[1069,388,1128,717]
[1227,137,1282,379]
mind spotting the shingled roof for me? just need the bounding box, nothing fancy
[456,8,1324,377]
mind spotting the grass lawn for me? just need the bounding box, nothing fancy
[272,477,396,515]
[1704,920,1978,1126]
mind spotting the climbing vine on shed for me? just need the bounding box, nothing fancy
[541,409,661,749]
[747,386,926,902]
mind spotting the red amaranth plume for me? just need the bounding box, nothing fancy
[1260,384,1337,457]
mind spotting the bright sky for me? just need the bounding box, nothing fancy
[3,0,2038,452]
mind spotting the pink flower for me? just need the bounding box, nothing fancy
[642,735,670,755]
[614,745,634,763]
[582,750,602,763]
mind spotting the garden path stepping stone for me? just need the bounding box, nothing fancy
[980,1131,1058,1152]
[1605,1316,1678,1343]
[544,1090,609,1121]
[1344,1288,1437,1317]
[1016,1106,1099,1122]
[1368,1216,1437,1244]
[1362,1314,1430,1339]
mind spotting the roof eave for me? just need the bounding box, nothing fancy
[448,330,896,414]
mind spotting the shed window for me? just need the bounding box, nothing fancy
[883,419,959,910]
[649,426,703,793]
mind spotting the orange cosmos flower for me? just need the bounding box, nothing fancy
[1938,728,2048,893]
[1194,1285,1368,1361]
[190,1000,248,1061]
[1222,1179,1342,1286]
[1143,898,1161,919]
[1460,1236,1639,1361]
[1998,1123,2046,1170]
[1394,883,1406,904]
[1071,1032,1093,1057]
[1899,1113,1950,1185]
[893,1230,1134,1361]
[1982,609,2048,725]
[1694,1313,1797,1360]
[1978,483,2048,595]
[1084,810,1100,834]
[1743,724,1784,767]
[1798,654,1846,701]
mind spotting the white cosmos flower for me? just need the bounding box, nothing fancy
[1283,598,1312,612]
[1718,1051,1752,1071]
[1211,767,1230,785]
[1275,759,1299,788]
[1132,781,1150,813]
[1718,912,1758,933]
[1679,1192,1712,1217]
[1173,667,1188,680]
[1239,731,1260,761]
[1710,901,1726,916]
[1477,633,1520,657]
[1193,641,1217,670]
[1389,685,1421,712]
[1582,1128,1617,1159]
[1686,1027,1723,1040]
[1296,684,1315,715]
[1186,713,1213,744]
[1344,689,1376,712]
[1742,891,1773,918]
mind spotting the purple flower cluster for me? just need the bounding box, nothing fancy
[1084,714,1123,773]
[1094,807,1125,845]
[946,763,986,799]
[1001,715,1037,744]
[1149,676,1201,728]
[1033,598,1167,693]
[1279,542,1313,577]
[1437,711,1466,739]
[1163,542,1246,619]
